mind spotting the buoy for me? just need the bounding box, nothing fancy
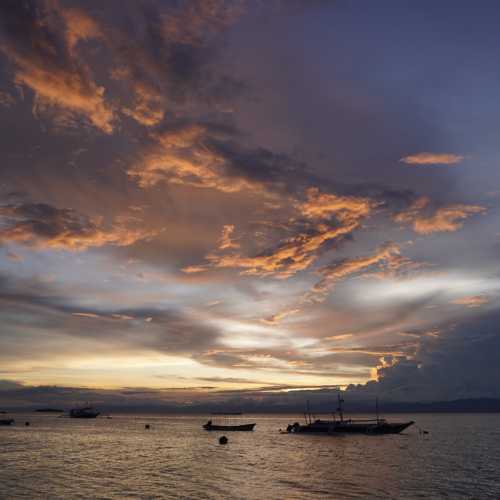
[25,421,30,426]
[145,424,150,429]
[219,436,228,445]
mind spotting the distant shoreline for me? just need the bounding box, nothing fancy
[2,398,500,414]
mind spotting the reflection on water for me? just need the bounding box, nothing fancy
[1,413,499,499]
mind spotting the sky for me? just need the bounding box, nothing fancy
[1,0,500,410]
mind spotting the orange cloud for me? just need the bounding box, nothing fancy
[59,7,103,54]
[181,185,377,280]
[261,308,301,325]
[296,187,374,221]
[400,152,464,165]
[393,196,430,224]
[413,205,485,234]
[72,312,101,319]
[0,4,115,134]
[394,197,485,234]
[308,242,402,301]
[451,295,489,308]
[121,81,165,127]
[218,225,240,250]
[0,203,157,251]
[128,124,265,193]
[201,219,360,279]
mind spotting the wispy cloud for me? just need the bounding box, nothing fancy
[394,197,485,234]
[451,295,489,308]
[400,152,464,165]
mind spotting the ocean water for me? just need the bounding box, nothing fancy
[1,413,499,499]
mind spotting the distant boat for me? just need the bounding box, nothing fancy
[69,405,100,418]
[0,418,14,426]
[285,394,414,435]
[35,408,64,413]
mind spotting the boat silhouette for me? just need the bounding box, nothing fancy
[285,394,414,435]
[203,414,255,431]
[69,404,100,418]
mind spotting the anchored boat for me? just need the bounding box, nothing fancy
[203,414,255,431]
[285,394,414,435]
[69,405,100,418]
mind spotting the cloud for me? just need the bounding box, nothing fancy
[128,122,268,192]
[400,152,464,165]
[261,307,301,325]
[0,90,15,107]
[263,242,425,324]
[161,0,245,46]
[296,187,374,221]
[0,272,226,372]
[413,205,485,235]
[0,0,245,131]
[182,184,376,279]
[309,242,402,300]
[6,250,23,262]
[200,219,360,278]
[59,6,104,54]
[218,225,240,250]
[347,310,500,402]
[394,197,485,234]
[451,295,489,308]
[101,0,246,127]
[0,202,157,251]
[127,119,311,199]
[0,0,115,133]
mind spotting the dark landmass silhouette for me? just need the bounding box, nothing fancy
[5,397,495,414]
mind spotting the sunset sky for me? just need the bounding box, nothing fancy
[1,0,500,409]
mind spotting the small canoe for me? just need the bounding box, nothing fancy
[0,419,14,426]
[203,422,255,431]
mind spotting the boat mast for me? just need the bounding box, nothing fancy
[337,392,344,422]
[306,400,312,424]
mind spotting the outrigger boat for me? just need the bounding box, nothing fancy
[203,421,255,431]
[285,394,414,435]
[203,414,256,431]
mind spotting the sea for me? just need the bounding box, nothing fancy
[1,413,499,499]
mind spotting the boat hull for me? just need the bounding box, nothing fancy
[287,420,414,435]
[69,408,100,418]
[203,423,255,431]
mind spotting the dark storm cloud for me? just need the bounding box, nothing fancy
[346,310,500,402]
